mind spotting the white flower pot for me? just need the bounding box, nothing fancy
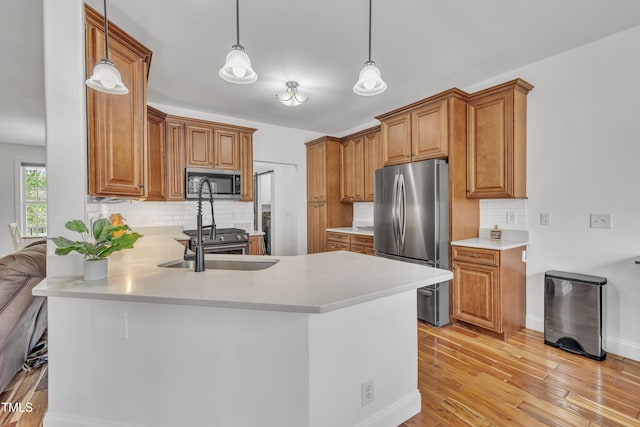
[84,258,108,281]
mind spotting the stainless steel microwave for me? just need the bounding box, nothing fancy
[185,167,242,199]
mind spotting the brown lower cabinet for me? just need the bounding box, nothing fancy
[248,235,263,255]
[326,232,374,255]
[451,245,526,341]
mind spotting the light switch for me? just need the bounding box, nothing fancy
[540,212,551,225]
[590,213,612,229]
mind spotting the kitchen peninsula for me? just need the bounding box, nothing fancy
[34,232,452,427]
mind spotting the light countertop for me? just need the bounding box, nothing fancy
[451,238,528,250]
[326,227,374,236]
[34,234,451,313]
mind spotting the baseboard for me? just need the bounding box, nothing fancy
[526,315,544,332]
[44,413,136,427]
[353,390,421,427]
[605,336,640,362]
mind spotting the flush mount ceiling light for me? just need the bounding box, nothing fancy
[219,0,257,84]
[276,81,308,106]
[85,0,128,95]
[353,0,387,96]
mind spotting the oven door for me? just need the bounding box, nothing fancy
[202,243,248,255]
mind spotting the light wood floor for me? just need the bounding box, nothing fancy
[402,323,640,426]
[1,324,639,427]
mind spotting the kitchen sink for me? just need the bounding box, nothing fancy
[158,258,279,271]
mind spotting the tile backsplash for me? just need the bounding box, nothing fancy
[479,199,528,230]
[88,200,254,231]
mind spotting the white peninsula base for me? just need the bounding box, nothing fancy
[44,290,420,427]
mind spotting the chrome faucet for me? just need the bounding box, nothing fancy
[195,178,216,272]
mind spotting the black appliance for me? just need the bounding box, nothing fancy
[183,227,249,254]
[185,167,241,199]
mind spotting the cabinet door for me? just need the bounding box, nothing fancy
[239,132,254,201]
[214,128,240,170]
[307,143,326,202]
[340,140,354,203]
[411,99,448,161]
[165,120,186,200]
[185,123,213,168]
[381,113,411,166]
[307,202,327,253]
[467,90,512,198]
[452,260,502,332]
[363,131,379,201]
[248,235,263,255]
[86,20,148,198]
[146,107,166,201]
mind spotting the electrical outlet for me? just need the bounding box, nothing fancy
[590,213,612,229]
[506,210,516,225]
[540,212,551,226]
[361,379,374,406]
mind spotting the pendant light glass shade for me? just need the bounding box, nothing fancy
[219,0,257,84]
[86,59,128,95]
[219,45,257,84]
[353,0,386,96]
[85,0,128,95]
[353,60,386,96]
[276,81,308,106]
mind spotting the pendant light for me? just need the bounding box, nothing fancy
[353,0,387,96]
[219,0,257,84]
[85,0,128,95]
[276,81,308,106]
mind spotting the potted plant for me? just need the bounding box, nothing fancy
[50,218,142,280]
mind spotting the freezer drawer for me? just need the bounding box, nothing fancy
[417,281,450,327]
[544,270,607,361]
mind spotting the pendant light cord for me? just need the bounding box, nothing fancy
[368,0,372,62]
[103,0,110,60]
[236,0,240,46]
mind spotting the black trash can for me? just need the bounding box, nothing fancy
[544,270,607,361]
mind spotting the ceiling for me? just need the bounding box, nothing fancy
[4,0,640,146]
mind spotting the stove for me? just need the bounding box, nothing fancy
[183,227,249,254]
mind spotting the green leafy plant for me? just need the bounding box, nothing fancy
[50,219,142,260]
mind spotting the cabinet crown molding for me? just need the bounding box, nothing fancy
[375,88,470,121]
[340,125,381,142]
[85,4,153,75]
[469,78,534,99]
[164,114,257,134]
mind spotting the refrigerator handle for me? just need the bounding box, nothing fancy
[399,173,406,246]
[392,173,399,246]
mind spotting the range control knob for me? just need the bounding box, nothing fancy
[236,235,242,240]
[219,236,225,241]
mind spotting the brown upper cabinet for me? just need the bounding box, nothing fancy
[85,5,152,198]
[214,128,240,170]
[163,115,255,200]
[467,79,533,199]
[376,90,467,166]
[307,141,327,203]
[340,126,381,203]
[164,117,186,201]
[146,106,167,201]
[239,132,253,201]
[185,122,214,169]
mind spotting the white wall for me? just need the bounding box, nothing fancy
[0,142,46,257]
[151,102,322,254]
[464,24,640,360]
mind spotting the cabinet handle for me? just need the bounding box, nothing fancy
[138,184,145,188]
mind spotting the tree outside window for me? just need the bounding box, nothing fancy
[22,164,47,237]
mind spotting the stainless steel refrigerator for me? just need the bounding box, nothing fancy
[374,159,450,325]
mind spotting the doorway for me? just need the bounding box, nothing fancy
[254,168,273,255]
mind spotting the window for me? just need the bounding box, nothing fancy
[20,163,47,237]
